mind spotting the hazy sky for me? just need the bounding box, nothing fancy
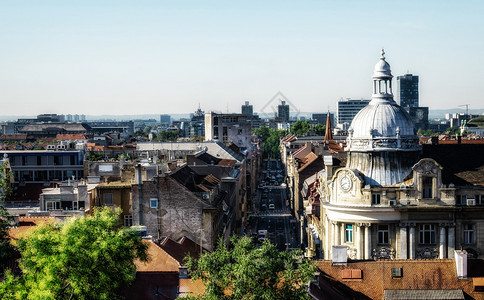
[1,0,483,116]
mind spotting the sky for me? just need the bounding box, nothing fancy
[1,0,483,116]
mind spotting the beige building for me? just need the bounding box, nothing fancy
[309,50,484,261]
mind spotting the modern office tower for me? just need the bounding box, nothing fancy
[278,100,290,122]
[336,99,370,126]
[404,107,429,130]
[312,113,334,126]
[160,114,171,126]
[241,101,253,116]
[396,74,419,108]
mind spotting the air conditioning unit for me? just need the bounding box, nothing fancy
[389,200,397,206]
[467,198,476,206]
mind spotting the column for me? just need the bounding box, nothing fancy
[334,222,340,245]
[364,224,371,260]
[439,224,447,259]
[399,224,407,259]
[356,224,362,260]
[331,221,336,253]
[325,218,330,260]
[341,223,345,245]
[409,224,416,259]
[448,224,455,259]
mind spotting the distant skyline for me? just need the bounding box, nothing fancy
[1,0,483,115]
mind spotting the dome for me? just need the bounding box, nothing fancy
[349,102,415,139]
[345,49,420,186]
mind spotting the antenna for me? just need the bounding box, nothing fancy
[459,104,470,116]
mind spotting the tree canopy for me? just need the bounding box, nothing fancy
[0,161,14,273]
[183,236,315,300]
[252,127,287,158]
[290,121,325,137]
[0,207,148,300]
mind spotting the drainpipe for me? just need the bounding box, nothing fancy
[138,163,143,225]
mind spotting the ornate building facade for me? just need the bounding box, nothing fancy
[313,50,484,260]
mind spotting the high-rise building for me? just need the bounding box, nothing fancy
[241,101,253,116]
[396,74,419,108]
[277,100,290,122]
[160,114,171,126]
[336,99,370,126]
[312,113,334,126]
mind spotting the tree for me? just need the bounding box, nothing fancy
[0,161,14,273]
[0,207,148,300]
[290,120,311,136]
[252,127,287,158]
[313,124,326,136]
[183,236,315,300]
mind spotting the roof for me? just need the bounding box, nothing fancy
[20,123,89,133]
[179,278,206,298]
[297,152,318,172]
[170,165,220,193]
[135,240,180,272]
[158,236,205,264]
[281,134,297,143]
[422,144,484,186]
[56,134,88,140]
[8,216,55,243]
[384,289,464,300]
[312,260,478,300]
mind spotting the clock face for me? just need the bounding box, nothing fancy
[340,176,352,192]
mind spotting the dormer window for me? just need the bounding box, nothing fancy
[422,176,433,198]
[372,193,381,205]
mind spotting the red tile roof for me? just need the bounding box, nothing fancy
[56,134,87,140]
[313,260,478,300]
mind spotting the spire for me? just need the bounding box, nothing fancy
[324,113,333,142]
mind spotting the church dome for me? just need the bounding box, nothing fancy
[349,102,415,140]
[345,50,420,186]
[347,49,418,152]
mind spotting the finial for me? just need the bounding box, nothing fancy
[380,48,385,59]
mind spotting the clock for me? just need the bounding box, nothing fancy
[340,175,352,192]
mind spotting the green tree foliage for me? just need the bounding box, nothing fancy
[86,151,104,161]
[183,236,315,300]
[157,130,179,141]
[0,207,148,300]
[252,127,287,159]
[418,128,437,137]
[290,120,311,136]
[313,124,326,136]
[0,162,14,272]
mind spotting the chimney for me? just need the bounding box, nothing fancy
[431,136,438,145]
[457,135,462,144]
[455,250,467,279]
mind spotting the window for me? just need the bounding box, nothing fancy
[477,195,483,206]
[46,201,59,210]
[457,195,467,206]
[422,176,433,198]
[103,193,113,206]
[124,215,133,227]
[378,225,390,244]
[150,198,158,209]
[463,224,475,244]
[345,224,353,243]
[372,193,381,205]
[419,224,436,245]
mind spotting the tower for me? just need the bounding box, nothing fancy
[346,49,420,186]
[396,74,419,108]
